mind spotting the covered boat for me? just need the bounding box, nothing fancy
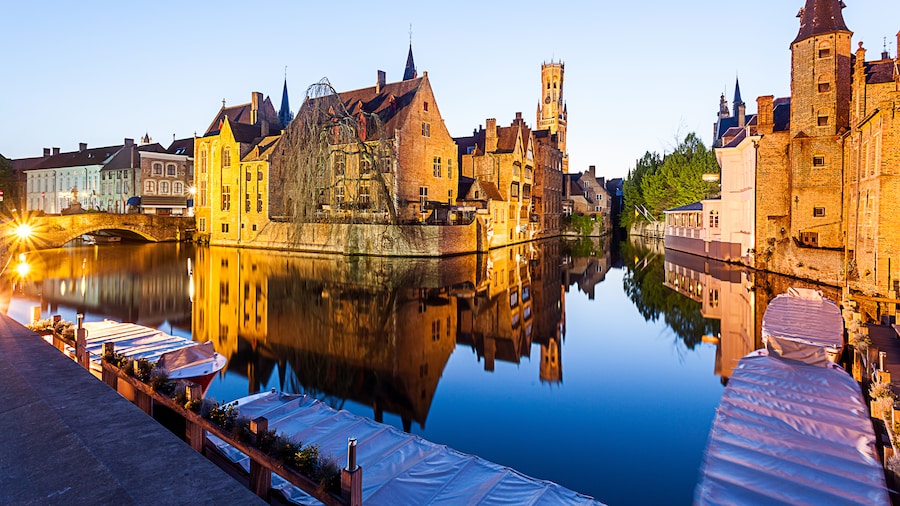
[694,352,889,505]
[64,320,226,390]
[761,287,843,365]
[208,391,603,505]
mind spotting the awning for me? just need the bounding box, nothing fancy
[140,196,188,208]
[126,196,141,206]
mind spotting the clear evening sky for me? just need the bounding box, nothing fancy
[2,1,899,179]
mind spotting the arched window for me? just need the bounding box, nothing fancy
[144,180,156,194]
[152,163,163,176]
[166,163,177,177]
[222,147,232,167]
[174,182,184,195]
[199,148,208,174]
[159,181,170,194]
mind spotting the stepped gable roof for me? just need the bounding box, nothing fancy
[34,145,123,170]
[495,125,519,153]
[793,0,849,45]
[167,138,194,156]
[865,60,896,85]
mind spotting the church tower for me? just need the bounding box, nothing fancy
[537,61,568,170]
[788,0,851,249]
[278,73,293,129]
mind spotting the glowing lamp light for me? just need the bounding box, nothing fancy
[15,261,30,277]
[15,223,33,240]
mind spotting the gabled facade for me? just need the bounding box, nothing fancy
[195,91,283,244]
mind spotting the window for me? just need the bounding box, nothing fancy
[221,223,229,234]
[447,157,453,179]
[257,193,262,213]
[379,148,392,173]
[448,189,452,204]
[144,180,156,194]
[246,170,252,182]
[423,101,429,112]
[221,185,231,211]
[433,157,441,177]
[200,181,207,206]
[199,149,208,174]
[333,152,345,175]
[359,181,370,208]
[818,116,829,126]
[173,182,183,195]
[422,122,431,137]
[361,158,372,175]
[419,186,428,205]
[152,163,163,176]
[166,164,176,177]
[335,184,344,203]
[222,147,232,167]
[257,169,264,181]
[800,231,819,246]
[511,182,519,198]
[813,156,825,167]
[818,47,831,58]
[813,207,825,217]
[159,181,170,194]
[199,217,206,232]
[709,210,719,228]
[818,82,831,92]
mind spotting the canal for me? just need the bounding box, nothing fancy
[2,237,837,505]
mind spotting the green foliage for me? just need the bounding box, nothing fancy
[207,402,241,429]
[148,368,176,395]
[563,214,595,237]
[620,239,720,349]
[622,133,719,229]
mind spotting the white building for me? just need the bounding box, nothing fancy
[26,142,117,214]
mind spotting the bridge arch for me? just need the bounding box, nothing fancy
[4,214,194,250]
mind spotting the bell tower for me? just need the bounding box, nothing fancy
[537,61,568,168]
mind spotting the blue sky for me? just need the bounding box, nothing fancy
[2,1,899,179]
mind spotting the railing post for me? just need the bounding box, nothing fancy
[185,384,206,453]
[101,342,117,390]
[249,417,271,500]
[132,359,153,416]
[341,437,362,506]
[75,328,89,369]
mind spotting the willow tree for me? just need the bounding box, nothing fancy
[275,78,400,244]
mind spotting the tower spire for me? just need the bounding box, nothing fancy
[793,0,849,45]
[732,76,744,117]
[278,68,293,129]
[403,27,417,81]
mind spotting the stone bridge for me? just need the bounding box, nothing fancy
[3,214,195,250]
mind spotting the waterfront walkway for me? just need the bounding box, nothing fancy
[0,313,263,505]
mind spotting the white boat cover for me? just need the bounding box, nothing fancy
[208,391,603,505]
[156,341,225,379]
[695,352,889,506]
[761,288,843,366]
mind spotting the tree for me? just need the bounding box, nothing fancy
[0,154,16,210]
[272,78,400,244]
[622,133,719,230]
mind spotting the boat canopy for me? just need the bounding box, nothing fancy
[761,287,843,366]
[695,353,889,505]
[208,391,603,505]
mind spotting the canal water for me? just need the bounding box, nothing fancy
[3,237,835,505]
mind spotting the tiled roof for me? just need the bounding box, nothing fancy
[33,145,123,170]
[479,181,503,201]
[666,201,704,212]
[793,0,849,44]
[304,77,425,140]
[866,60,896,85]
[773,99,791,132]
[204,96,279,135]
[167,138,194,156]
[242,135,282,162]
[724,128,748,148]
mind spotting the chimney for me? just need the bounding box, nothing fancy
[376,70,386,93]
[52,147,60,155]
[485,118,498,152]
[588,165,596,179]
[757,96,774,134]
[737,102,746,128]
[251,92,263,124]
[124,138,134,147]
[514,112,523,125]
[261,120,270,137]
[79,142,87,151]
[43,148,50,157]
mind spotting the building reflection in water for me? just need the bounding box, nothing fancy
[14,243,193,329]
[191,240,585,431]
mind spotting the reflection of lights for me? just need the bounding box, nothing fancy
[60,281,67,295]
[15,261,30,277]
[81,278,86,296]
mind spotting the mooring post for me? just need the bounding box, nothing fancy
[101,342,117,390]
[75,318,89,370]
[249,416,271,500]
[185,384,206,453]
[341,437,362,506]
